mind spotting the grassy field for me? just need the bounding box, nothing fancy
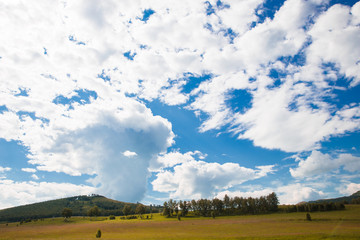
[1,205,360,239]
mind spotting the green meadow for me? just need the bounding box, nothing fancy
[1,205,360,240]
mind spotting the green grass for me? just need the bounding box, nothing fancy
[1,205,360,239]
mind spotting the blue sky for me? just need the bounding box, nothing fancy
[0,0,360,209]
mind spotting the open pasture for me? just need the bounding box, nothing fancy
[1,205,360,239]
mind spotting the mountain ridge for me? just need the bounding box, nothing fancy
[308,191,360,204]
[0,194,160,223]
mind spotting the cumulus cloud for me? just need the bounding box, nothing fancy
[26,103,174,202]
[187,0,360,152]
[277,183,325,204]
[337,182,360,196]
[305,2,360,85]
[215,0,264,36]
[31,174,40,180]
[0,180,95,209]
[215,189,274,200]
[0,166,11,179]
[1,0,359,155]
[123,150,138,158]
[290,151,360,178]
[0,166,11,173]
[152,159,274,199]
[21,168,37,173]
[149,150,207,171]
[213,183,325,204]
[0,0,359,206]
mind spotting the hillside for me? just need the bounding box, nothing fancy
[0,194,160,223]
[310,191,360,204]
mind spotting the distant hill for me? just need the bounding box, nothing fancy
[0,194,161,223]
[309,191,360,204]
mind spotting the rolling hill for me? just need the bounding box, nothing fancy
[1,191,359,223]
[0,194,161,223]
[309,191,360,204]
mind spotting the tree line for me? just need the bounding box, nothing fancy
[282,202,345,213]
[162,192,279,217]
[350,197,360,204]
[61,204,150,220]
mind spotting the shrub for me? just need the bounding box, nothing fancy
[96,229,102,238]
[306,213,312,221]
[109,215,115,220]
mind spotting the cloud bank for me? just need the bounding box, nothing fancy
[0,0,359,206]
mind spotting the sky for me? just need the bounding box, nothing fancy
[0,0,360,209]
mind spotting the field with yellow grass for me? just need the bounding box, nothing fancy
[1,205,360,239]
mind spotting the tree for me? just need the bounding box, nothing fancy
[247,197,255,214]
[266,192,279,212]
[88,206,100,217]
[198,199,211,216]
[168,199,177,216]
[163,201,171,217]
[191,199,200,216]
[96,229,102,238]
[223,194,230,214]
[174,205,179,216]
[179,200,189,217]
[258,196,268,213]
[135,204,146,216]
[211,198,223,216]
[233,196,242,214]
[122,204,132,217]
[62,208,72,220]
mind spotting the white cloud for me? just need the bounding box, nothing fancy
[215,0,264,36]
[215,189,274,200]
[184,0,359,152]
[0,166,10,180]
[277,183,324,204]
[0,112,22,142]
[352,2,360,25]
[290,151,360,178]
[31,174,40,180]
[0,0,359,207]
[232,83,332,152]
[27,104,174,202]
[290,151,336,178]
[305,3,360,86]
[1,0,358,156]
[152,159,274,199]
[21,168,37,173]
[0,180,95,209]
[214,182,326,204]
[337,153,360,173]
[187,0,360,152]
[123,150,138,158]
[149,150,207,171]
[337,182,360,196]
[0,167,11,173]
